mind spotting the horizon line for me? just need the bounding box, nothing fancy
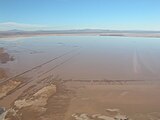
[1,28,160,32]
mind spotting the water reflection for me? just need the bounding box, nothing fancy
[1,36,160,80]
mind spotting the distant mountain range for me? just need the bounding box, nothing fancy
[0,29,160,38]
[1,29,160,33]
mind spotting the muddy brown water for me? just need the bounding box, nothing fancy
[0,36,160,80]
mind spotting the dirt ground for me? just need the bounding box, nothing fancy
[0,68,7,79]
[64,81,160,120]
[1,79,160,120]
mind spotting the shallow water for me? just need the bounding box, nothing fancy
[1,36,160,80]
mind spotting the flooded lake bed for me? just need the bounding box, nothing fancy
[1,36,160,80]
[0,36,160,120]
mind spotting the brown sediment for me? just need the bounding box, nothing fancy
[0,47,14,64]
[1,78,160,120]
[4,83,56,119]
[64,80,160,120]
[0,77,30,109]
[41,80,74,120]
[0,68,7,79]
[4,79,74,120]
[0,80,21,99]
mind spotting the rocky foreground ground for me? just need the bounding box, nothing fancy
[1,75,160,120]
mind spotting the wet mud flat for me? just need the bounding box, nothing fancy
[0,48,14,64]
[0,47,13,82]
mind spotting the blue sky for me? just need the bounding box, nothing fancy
[0,0,160,31]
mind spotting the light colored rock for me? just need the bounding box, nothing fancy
[72,113,130,120]
[106,108,120,116]
[97,115,115,120]
[14,84,56,109]
[106,109,120,113]
[72,113,92,120]
[0,111,7,120]
[91,114,114,120]
[114,114,128,120]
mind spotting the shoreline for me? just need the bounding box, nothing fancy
[1,33,160,39]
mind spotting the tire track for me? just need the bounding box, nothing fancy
[0,49,78,84]
[38,52,80,77]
